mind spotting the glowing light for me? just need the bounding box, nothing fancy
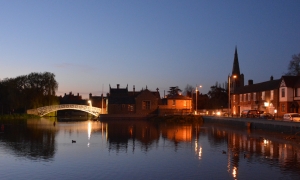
[198,147,202,159]
[264,102,269,107]
[88,122,92,140]
[263,139,269,146]
[232,166,237,179]
[216,111,221,116]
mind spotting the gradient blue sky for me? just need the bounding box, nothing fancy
[1,1,300,98]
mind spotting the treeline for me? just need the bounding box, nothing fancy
[183,82,228,110]
[0,72,59,114]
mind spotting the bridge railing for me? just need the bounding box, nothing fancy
[27,104,102,117]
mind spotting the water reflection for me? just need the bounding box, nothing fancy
[204,123,300,178]
[1,118,300,178]
[0,118,58,160]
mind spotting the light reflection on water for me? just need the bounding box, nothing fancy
[0,118,300,179]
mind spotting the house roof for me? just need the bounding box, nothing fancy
[108,87,161,105]
[166,94,192,100]
[281,76,300,88]
[234,79,281,94]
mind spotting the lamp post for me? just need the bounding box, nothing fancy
[195,85,202,115]
[228,75,236,117]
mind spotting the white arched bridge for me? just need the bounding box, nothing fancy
[27,104,102,117]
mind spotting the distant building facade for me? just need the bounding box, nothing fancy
[229,47,300,117]
[89,93,107,114]
[58,92,89,116]
[106,84,192,115]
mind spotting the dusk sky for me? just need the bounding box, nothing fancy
[1,1,300,98]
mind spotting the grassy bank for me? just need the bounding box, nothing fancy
[0,114,40,120]
[148,115,203,123]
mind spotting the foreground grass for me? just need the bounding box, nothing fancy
[148,114,203,123]
[0,114,40,120]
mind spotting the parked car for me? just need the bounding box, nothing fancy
[241,110,261,118]
[259,113,274,120]
[216,111,229,116]
[283,113,300,122]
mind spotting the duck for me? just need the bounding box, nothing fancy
[222,150,226,154]
[72,140,76,143]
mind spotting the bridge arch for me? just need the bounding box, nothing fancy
[27,104,102,117]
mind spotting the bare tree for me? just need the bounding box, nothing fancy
[183,84,194,97]
[286,53,300,75]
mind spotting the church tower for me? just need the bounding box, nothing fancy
[230,47,244,92]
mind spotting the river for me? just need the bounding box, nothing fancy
[0,118,299,180]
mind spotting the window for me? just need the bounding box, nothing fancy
[253,93,256,101]
[281,88,285,98]
[183,100,187,107]
[270,90,274,100]
[142,101,151,110]
[240,94,242,102]
[281,104,285,112]
[128,105,134,111]
[262,91,265,100]
[243,94,246,102]
[172,100,176,106]
[233,95,236,102]
[248,93,251,101]
[296,88,300,97]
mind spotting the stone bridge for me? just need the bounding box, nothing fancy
[27,104,102,117]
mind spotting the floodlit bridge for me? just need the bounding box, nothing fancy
[27,104,102,117]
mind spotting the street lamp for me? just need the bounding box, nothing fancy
[88,100,92,107]
[195,85,202,115]
[228,75,236,117]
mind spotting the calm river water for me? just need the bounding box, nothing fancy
[0,118,300,180]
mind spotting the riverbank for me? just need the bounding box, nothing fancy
[148,114,203,123]
[0,114,40,120]
[203,116,300,135]
[99,114,203,123]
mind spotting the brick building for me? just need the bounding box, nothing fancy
[229,47,300,117]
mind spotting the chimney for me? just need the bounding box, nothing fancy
[117,84,120,89]
[89,93,92,99]
[248,79,253,85]
[270,76,273,81]
[133,85,135,92]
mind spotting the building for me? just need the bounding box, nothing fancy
[89,93,107,114]
[232,77,280,116]
[58,92,89,116]
[160,94,192,115]
[278,76,300,116]
[229,47,300,117]
[106,84,192,115]
[107,84,161,115]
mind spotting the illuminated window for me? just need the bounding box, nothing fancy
[270,90,274,100]
[128,105,134,111]
[240,94,242,102]
[262,91,265,100]
[233,95,235,102]
[183,100,187,107]
[248,93,251,101]
[243,94,246,102]
[142,101,151,110]
[253,93,256,101]
[172,100,176,106]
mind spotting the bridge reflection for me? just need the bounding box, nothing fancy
[1,118,300,176]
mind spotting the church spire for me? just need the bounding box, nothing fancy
[232,46,240,76]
